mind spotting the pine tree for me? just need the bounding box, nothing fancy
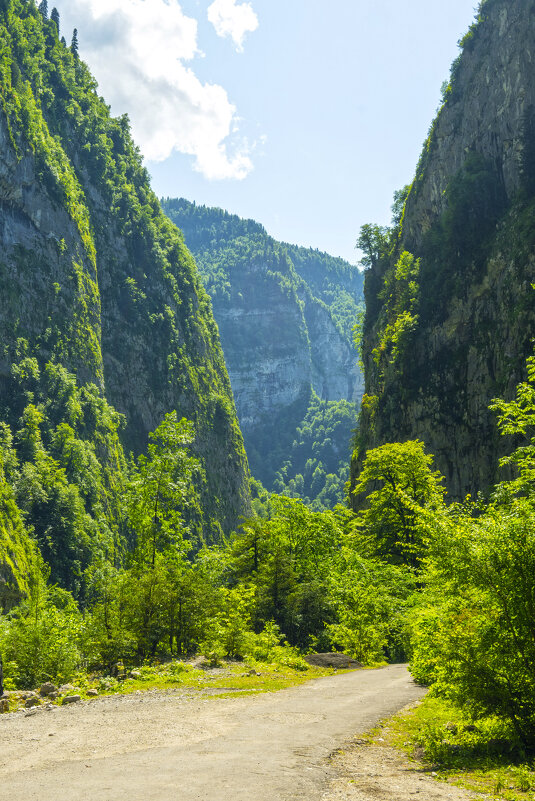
[50,6,59,33]
[38,0,48,19]
[71,28,78,57]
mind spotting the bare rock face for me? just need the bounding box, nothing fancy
[404,0,534,249]
[354,0,535,501]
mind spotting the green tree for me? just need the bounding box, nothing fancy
[373,251,420,366]
[353,440,445,566]
[328,550,415,663]
[71,28,78,57]
[410,499,535,747]
[0,557,83,688]
[356,224,391,269]
[127,412,201,567]
[489,353,535,497]
[50,6,59,32]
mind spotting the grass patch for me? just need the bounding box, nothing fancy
[108,659,337,697]
[2,658,343,713]
[388,695,535,800]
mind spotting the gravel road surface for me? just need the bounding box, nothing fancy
[0,665,432,801]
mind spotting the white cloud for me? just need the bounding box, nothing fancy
[207,0,259,52]
[51,0,254,179]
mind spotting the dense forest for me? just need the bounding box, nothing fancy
[1,0,535,788]
[162,198,363,507]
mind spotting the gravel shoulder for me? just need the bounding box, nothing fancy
[322,732,487,801]
[0,664,478,801]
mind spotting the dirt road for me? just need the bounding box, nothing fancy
[0,665,427,801]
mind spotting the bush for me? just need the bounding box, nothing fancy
[411,500,535,747]
[0,585,83,688]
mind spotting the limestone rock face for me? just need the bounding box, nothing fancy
[404,0,533,249]
[304,295,360,403]
[353,0,535,501]
[213,274,312,431]
[215,273,362,432]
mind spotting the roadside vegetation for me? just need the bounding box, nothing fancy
[389,697,535,801]
[2,655,339,714]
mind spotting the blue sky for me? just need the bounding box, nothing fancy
[53,0,479,264]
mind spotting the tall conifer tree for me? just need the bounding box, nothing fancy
[50,6,59,33]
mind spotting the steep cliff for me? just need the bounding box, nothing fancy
[163,199,364,499]
[0,0,250,560]
[352,0,535,501]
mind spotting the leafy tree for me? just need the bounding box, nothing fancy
[391,184,411,227]
[126,412,202,567]
[0,558,83,688]
[38,0,48,19]
[356,224,391,270]
[82,563,137,670]
[372,251,420,366]
[328,550,415,663]
[353,440,445,566]
[489,352,535,497]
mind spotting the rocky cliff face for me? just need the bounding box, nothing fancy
[0,0,250,537]
[352,0,535,501]
[163,199,364,490]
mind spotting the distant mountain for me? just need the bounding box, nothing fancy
[163,198,364,506]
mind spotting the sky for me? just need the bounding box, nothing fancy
[52,0,479,265]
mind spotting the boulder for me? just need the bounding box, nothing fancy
[62,695,81,705]
[0,698,9,713]
[39,682,58,697]
[304,653,363,670]
[24,695,41,708]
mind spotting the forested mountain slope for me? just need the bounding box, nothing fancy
[163,198,364,504]
[0,0,250,602]
[351,0,535,501]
